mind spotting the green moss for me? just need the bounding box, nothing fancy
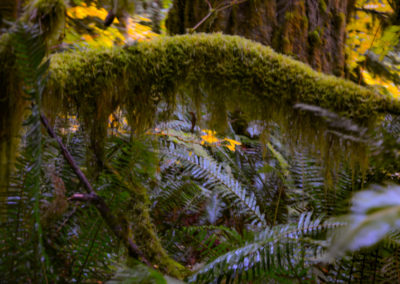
[284,11,295,21]
[0,34,24,209]
[0,0,66,219]
[4,31,399,275]
[319,0,327,13]
[333,11,346,31]
[309,29,322,47]
[281,1,308,55]
[46,33,400,178]
[23,0,66,45]
[48,33,400,125]
[127,183,188,278]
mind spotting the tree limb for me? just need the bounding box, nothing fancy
[191,0,248,32]
[40,113,151,267]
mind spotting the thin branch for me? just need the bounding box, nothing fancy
[216,0,248,12]
[191,10,214,32]
[355,7,389,19]
[191,0,248,32]
[205,0,212,10]
[40,113,151,267]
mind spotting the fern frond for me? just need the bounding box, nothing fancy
[162,142,266,227]
[380,249,400,283]
[189,213,344,283]
[8,22,49,279]
[383,229,400,248]
[155,177,210,214]
[168,225,246,262]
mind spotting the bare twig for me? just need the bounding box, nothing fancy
[191,0,248,32]
[205,0,212,10]
[216,0,248,12]
[40,113,151,267]
[191,10,214,32]
[355,7,389,19]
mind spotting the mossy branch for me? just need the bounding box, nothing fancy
[47,33,400,148]
[46,33,400,171]
[102,160,189,278]
[48,33,400,121]
[40,113,152,267]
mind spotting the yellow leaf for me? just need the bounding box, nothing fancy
[224,138,241,152]
[201,129,220,144]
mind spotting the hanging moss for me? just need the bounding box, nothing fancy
[45,33,400,184]
[3,28,400,276]
[28,33,388,276]
[22,0,66,46]
[0,0,66,218]
[48,33,400,120]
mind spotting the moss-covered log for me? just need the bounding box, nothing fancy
[166,0,355,76]
[48,33,400,125]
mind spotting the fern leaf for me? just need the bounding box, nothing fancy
[189,213,343,283]
[162,142,266,227]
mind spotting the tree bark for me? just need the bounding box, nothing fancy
[0,0,17,32]
[166,0,356,76]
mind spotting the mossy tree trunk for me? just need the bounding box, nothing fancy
[0,0,23,206]
[166,0,356,77]
[0,0,17,31]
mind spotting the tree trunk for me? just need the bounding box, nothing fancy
[166,0,356,76]
[0,0,23,32]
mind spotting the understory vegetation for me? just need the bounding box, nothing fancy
[2,0,400,283]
